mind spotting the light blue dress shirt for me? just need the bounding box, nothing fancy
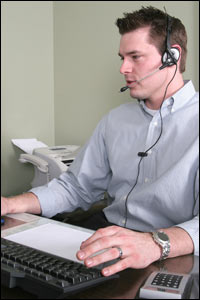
[31,80,199,255]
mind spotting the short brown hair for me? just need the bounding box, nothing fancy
[115,6,187,73]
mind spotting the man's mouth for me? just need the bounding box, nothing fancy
[126,80,137,86]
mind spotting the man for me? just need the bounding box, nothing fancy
[1,7,199,277]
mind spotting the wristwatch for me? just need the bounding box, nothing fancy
[152,231,170,260]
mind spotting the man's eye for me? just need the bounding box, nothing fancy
[132,55,140,60]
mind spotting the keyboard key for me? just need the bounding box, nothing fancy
[39,273,53,281]
[55,280,71,287]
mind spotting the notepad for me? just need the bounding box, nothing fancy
[5,223,93,263]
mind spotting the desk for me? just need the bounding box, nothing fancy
[1,214,199,299]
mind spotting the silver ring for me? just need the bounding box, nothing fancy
[113,246,123,259]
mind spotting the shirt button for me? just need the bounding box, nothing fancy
[144,178,149,183]
[153,122,158,126]
[148,149,152,155]
[171,108,175,113]
[122,219,126,224]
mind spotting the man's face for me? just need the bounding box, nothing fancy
[119,27,168,101]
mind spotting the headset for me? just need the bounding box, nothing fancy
[124,12,180,228]
[137,13,179,158]
[161,14,180,68]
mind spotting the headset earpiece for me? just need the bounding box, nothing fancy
[162,47,180,67]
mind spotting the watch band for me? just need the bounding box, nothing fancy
[152,231,170,261]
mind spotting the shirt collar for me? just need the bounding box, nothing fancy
[170,80,196,111]
[138,80,196,115]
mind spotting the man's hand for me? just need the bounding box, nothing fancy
[1,196,9,216]
[76,225,161,276]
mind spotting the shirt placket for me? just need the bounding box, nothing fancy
[140,113,161,184]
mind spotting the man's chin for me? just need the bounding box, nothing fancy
[129,89,145,100]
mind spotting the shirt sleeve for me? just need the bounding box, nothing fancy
[175,168,199,255]
[29,115,111,218]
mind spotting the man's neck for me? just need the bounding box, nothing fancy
[145,76,184,110]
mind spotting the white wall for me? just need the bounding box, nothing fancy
[1,1,54,195]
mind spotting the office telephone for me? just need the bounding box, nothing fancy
[139,270,193,299]
[19,145,80,187]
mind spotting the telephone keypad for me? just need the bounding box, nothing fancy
[151,272,183,289]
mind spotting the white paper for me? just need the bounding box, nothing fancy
[5,223,92,263]
[11,138,48,154]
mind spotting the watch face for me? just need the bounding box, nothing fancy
[158,231,169,241]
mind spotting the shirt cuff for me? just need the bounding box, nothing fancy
[175,215,199,256]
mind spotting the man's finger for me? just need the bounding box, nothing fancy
[101,257,131,276]
[83,246,123,268]
[80,225,121,248]
[77,235,124,260]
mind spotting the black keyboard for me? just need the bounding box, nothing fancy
[1,238,119,298]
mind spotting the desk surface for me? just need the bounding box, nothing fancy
[1,214,199,299]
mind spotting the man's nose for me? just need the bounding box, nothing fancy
[120,60,133,74]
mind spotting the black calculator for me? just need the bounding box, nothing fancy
[139,271,193,299]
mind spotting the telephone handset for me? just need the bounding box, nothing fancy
[19,154,48,173]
